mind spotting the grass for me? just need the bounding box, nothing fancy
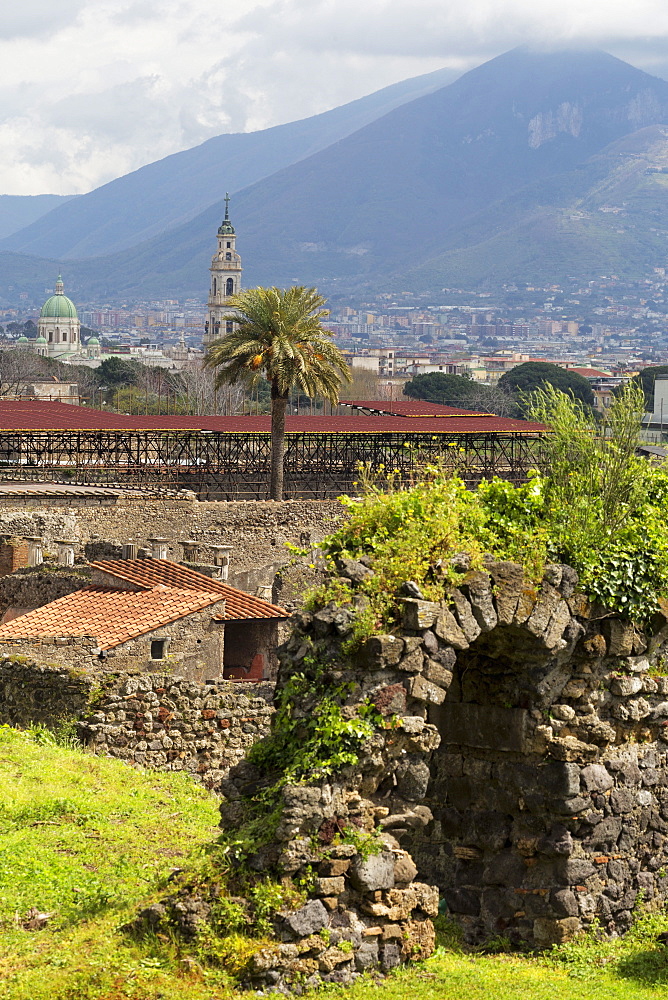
[1,724,668,1000]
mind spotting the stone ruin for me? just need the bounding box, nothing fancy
[132,552,668,988]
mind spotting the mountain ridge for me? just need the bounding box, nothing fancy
[0,65,459,261]
[3,48,668,301]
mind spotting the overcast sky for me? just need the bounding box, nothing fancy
[3,0,668,197]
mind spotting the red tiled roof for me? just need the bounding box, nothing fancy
[568,367,613,378]
[0,400,545,434]
[0,585,225,649]
[90,559,288,620]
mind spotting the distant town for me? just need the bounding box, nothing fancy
[3,267,668,414]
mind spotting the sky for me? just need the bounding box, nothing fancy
[3,0,668,197]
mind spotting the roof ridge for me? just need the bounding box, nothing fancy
[89,558,288,617]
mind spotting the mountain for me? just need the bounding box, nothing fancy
[404,125,668,289]
[4,47,668,301]
[0,195,73,240]
[0,66,458,261]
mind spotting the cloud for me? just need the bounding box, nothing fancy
[2,0,88,39]
[2,0,668,195]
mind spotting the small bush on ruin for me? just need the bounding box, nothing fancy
[311,383,668,628]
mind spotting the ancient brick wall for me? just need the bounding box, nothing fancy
[0,567,90,619]
[241,553,668,974]
[0,657,274,790]
[0,498,345,592]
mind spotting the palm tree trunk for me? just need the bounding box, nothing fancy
[270,382,288,500]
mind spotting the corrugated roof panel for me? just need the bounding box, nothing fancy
[0,401,545,435]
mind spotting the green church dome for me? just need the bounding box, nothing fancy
[40,275,78,320]
[87,335,100,345]
[35,335,47,344]
[40,294,78,319]
[17,335,28,344]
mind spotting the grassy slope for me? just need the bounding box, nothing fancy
[1,724,668,1000]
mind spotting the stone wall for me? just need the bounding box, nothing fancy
[0,657,274,790]
[0,566,89,619]
[0,499,346,588]
[207,552,668,988]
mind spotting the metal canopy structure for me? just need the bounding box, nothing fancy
[0,402,546,500]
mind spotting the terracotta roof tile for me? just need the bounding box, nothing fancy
[90,559,288,620]
[0,586,225,650]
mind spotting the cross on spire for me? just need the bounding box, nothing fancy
[224,192,230,220]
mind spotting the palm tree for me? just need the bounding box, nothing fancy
[203,286,351,500]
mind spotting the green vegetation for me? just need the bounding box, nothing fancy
[317,383,668,630]
[2,720,667,1000]
[403,372,518,416]
[623,364,668,411]
[498,361,594,409]
[0,724,226,1000]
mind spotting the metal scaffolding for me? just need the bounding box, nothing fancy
[0,428,545,499]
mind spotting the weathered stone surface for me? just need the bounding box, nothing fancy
[611,676,644,697]
[402,599,440,631]
[581,764,613,793]
[395,757,432,800]
[408,674,447,706]
[423,658,453,689]
[349,853,396,892]
[315,877,345,896]
[394,854,419,886]
[435,703,528,752]
[604,620,636,658]
[334,556,374,584]
[460,572,497,632]
[283,899,329,938]
[397,639,425,674]
[360,634,404,667]
[526,586,565,646]
[533,916,581,946]
[354,941,379,970]
[450,590,481,643]
[485,560,525,626]
[434,607,469,650]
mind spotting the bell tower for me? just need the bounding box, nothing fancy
[204,193,242,347]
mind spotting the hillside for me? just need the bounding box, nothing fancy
[0,195,73,240]
[0,66,458,261]
[1,725,667,999]
[404,124,668,289]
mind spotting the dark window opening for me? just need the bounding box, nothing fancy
[225,252,232,260]
[226,278,234,295]
[226,242,231,248]
[226,320,233,333]
[151,639,167,659]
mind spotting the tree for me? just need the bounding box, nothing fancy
[204,286,351,500]
[404,373,479,406]
[403,372,519,416]
[498,362,594,408]
[97,357,142,387]
[338,367,380,401]
[623,365,668,412]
